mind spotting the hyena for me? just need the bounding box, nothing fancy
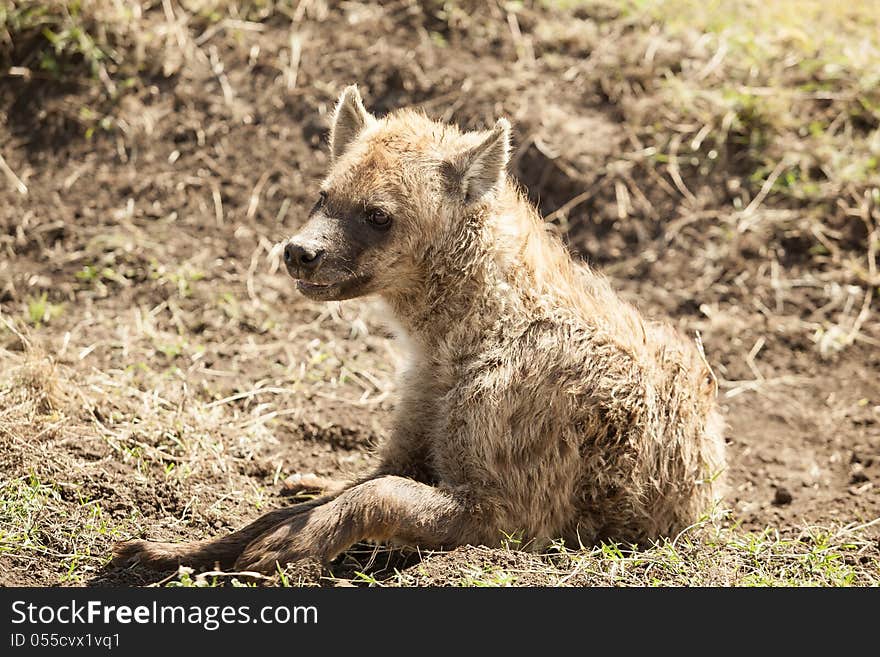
[115,86,726,573]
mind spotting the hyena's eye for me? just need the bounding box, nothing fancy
[366,207,392,229]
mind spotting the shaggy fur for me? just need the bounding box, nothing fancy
[114,86,726,573]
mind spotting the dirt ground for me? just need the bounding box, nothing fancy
[1,1,878,586]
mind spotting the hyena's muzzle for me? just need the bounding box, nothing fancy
[282,198,390,301]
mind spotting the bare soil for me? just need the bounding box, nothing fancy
[1,1,877,586]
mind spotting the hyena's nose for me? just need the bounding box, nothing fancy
[283,241,325,277]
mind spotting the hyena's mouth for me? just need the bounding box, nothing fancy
[295,274,371,300]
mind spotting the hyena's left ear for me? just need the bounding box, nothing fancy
[443,118,511,204]
[329,85,376,161]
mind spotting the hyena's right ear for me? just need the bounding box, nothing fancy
[329,85,376,161]
[443,118,511,204]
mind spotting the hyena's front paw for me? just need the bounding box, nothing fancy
[281,472,348,496]
[112,540,185,570]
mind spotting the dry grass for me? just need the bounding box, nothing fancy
[585,0,880,360]
[0,312,390,585]
[371,522,880,587]
[2,344,876,587]
[1,1,878,586]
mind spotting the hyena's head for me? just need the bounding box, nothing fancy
[282,85,511,301]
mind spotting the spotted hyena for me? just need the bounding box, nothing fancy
[114,86,726,573]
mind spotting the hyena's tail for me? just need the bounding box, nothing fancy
[113,500,325,571]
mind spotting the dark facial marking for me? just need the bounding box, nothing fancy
[283,191,394,301]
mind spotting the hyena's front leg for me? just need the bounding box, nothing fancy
[113,498,332,571]
[234,476,487,573]
[112,461,409,571]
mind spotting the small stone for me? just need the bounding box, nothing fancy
[772,487,793,506]
[850,464,870,484]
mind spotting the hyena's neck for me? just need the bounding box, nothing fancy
[384,182,555,352]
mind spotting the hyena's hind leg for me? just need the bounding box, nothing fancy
[234,476,491,573]
[113,499,329,571]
